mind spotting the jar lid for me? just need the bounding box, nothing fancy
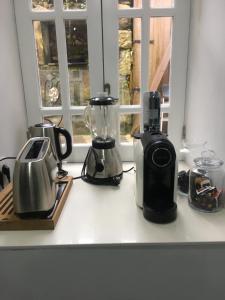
[194,150,224,168]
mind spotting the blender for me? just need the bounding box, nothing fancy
[82,94,123,185]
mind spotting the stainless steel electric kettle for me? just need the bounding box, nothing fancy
[27,123,72,164]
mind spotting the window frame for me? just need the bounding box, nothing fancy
[14,0,190,162]
[102,0,191,160]
[14,0,103,162]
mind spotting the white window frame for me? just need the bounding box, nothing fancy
[14,0,190,162]
[102,0,190,160]
[14,0,103,162]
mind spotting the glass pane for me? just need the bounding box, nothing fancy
[65,20,90,106]
[64,0,87,10]
[72,115,91,144]
[119,18,141,105]
[150,0,174,8]
[149,17,172,105]
[118,0,142,9]
[32,0,54,11]
[120,114,140,142]
[33,21,61,107]
[43,115,64,127]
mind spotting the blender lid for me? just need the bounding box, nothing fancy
[194,150,224,167]
[92,137,115,149]
[89,96,118,105]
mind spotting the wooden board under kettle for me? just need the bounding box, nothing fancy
[0,176,73,230]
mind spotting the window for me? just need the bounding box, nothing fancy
[14,0,190,161]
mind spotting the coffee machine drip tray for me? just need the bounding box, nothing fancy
[143,203,177,224]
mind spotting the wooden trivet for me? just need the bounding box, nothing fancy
[0,177,73,230]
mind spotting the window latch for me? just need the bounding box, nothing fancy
[104,83,111,95]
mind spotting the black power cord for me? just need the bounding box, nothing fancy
[2,165,11,183]
[0,157,16,189]
[123,166,134,173]
[0,157,16,162]
[0,171,4,189]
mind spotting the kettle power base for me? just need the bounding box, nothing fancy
[0,177,73,230]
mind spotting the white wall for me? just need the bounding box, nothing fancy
[185,0,225,164]
[0,0,27,173]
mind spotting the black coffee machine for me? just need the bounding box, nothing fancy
[134,91,177,223]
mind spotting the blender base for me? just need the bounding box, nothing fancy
[81,139,123,186]
[83,173,123,186]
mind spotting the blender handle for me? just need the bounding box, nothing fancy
[54,127,72,160]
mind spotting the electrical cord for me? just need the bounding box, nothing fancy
[72,154,135,181]
[0,172,4,189]
[44,117,54,125]
[123,166,134,173]
[57,115,63,126]
[73,175,84,180]
[0,157,16,189]
[0,157,16,162]
[2,165,11,182]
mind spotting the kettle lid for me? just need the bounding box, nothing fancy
[34,123,55,128]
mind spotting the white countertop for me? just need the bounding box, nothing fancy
[1,163,225,248]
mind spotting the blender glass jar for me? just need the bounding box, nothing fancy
[188,150,225,212]
[85,96,119,140]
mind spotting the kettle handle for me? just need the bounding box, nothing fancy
[54,127,72,161]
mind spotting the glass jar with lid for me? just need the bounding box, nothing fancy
[189,150,225,212]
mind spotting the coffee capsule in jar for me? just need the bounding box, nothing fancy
[188,150,225,212]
